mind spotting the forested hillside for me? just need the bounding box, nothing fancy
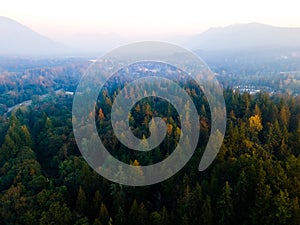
[1,84,300,224]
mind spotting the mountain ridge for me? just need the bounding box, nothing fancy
[1,17,300,55]
[0,16,70,56]
[184,23,300,51]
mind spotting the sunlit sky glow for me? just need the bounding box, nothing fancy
[1,0,300,41]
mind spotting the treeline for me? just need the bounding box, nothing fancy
[1,87,300,224]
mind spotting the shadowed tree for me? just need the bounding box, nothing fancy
[216,181,234,225]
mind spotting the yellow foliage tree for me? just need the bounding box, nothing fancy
[249,115,263,132]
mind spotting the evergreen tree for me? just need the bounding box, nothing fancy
[216,181,234,225]
[39,202,72,225]
[76,186,88,215]
[99,203,110,225]
[201,195,213,225]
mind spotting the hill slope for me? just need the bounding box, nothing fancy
[0,16,69,55]
[185,23,300,51]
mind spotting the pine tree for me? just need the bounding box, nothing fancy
[76,186,88,215]
[187,183,202,224]
[0,116,32,164]
[250,165,272,225]
[291,197,300,225]
[201,195,213,225]
[99,203,110,225]
[92,190,102,217]
[273,190,292,224]
[128,200,148,225]
[128,200,139,224]
[216,181,234,225]
[114,207,125,225]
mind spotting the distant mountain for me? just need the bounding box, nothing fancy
[0,16,69,56]
[184,23,300,51]
[2,17,300,56]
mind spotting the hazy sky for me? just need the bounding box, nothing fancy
[1,0,300,40]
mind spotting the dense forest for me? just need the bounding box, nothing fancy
[1,69,300,225]
[0,57,87,112]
